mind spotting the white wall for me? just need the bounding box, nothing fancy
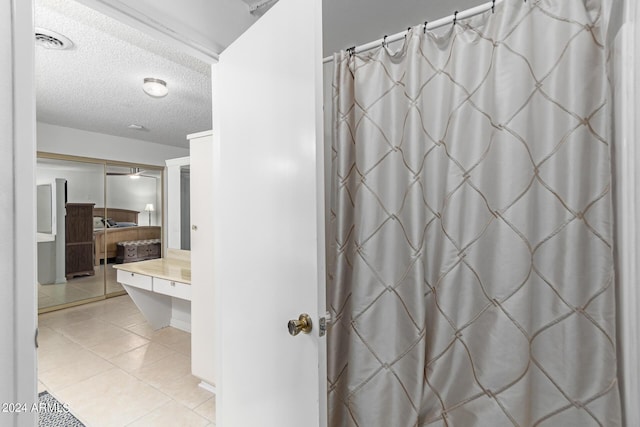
[37,167,104,205]
[37,122,189,166]
[106,175,160,225]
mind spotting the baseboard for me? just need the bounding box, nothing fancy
[170,318,191,332]
[198,381,216,394]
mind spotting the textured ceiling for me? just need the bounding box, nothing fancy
[35,0,212,148]
[34,0,487,150]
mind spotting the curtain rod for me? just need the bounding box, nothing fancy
[322,0,504,64]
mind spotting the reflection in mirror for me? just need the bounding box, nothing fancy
[37,157,164,311]
[166,156,190,250]
[104,166,163,295]
[37,157,106,310]
[37,183,55,235]
[180,165,191,250]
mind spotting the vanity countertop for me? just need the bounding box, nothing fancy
[114,256,191,284]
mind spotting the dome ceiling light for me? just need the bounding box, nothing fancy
[143,78,168,98]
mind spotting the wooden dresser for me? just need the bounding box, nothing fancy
[65,203,95,280]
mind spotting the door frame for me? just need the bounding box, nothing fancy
[7,1,218,425]
[7,0,37,425]
[15,1,640,426]
[615,2,640,425]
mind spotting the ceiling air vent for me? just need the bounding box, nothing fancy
[35,28,74,50]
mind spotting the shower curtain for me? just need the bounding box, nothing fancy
[327,0,621,426]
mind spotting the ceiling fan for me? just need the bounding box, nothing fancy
[106,168,157,179]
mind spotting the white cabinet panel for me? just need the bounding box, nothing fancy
[117,269,152,291]
[154,277,191,300]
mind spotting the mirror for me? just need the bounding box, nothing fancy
[180,165,191,250]
[36,156,164,311]
[166,156,191,250]
[37,183,55,235]
[36,157,106,309]
[103,165,163,294]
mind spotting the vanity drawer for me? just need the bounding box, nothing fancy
[153,278,191,300]
[117,270,152,291]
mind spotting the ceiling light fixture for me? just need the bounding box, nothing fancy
[129,168,141,179]
[143,78,168,98]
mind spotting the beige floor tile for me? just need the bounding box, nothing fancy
[103,294,135,308]
[89,332,150,359]
[38,339,85,374]
[37,381,47,393]
[55,368,170,427]
[37,326,78,350]
[132,351,192,387]
[104,311,148,329]
[38,294,206,427]
[194,396,216,422]
[39,348,114,391]
[126,322,157,339]
[149,327,191,346]
[163,334,192,357]
[95,302,143,319]
[72,304,111,319]
[126,400,209,427]
[109,343,176,373]
[56,318,131,348]
[39,308,94,329]
[157,373,213,409]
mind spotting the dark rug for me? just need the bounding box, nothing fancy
[38,391,85,427]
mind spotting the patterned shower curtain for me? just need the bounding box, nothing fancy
[327,0,622,426]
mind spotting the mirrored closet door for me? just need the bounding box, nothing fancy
[37,154,163,312]
[37,157,106,310]
[103,165,163,294]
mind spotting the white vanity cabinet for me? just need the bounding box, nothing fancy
[117,270,152,291]
[189,130,216,391]
[114,252,191,332]
[153,277,191,300]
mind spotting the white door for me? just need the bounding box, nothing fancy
[212,0,327,425]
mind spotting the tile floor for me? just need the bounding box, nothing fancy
[38,294,215,427]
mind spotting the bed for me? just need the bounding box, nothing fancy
[93,207,161,265]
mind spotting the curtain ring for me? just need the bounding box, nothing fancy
[424,21,428,34]
[382,35,388,48]
[453,11,458,25]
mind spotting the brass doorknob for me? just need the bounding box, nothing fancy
[288,313,312,336]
